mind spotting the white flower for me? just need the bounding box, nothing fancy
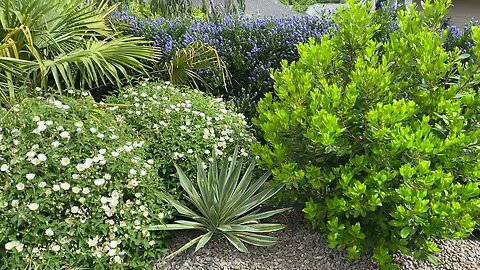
[45,120,53,126]
[129,169,137,175]
[25,151,36,159]
[27,203,39,211]
[111,151,119,157]
[52,185,60,192]
[158,212,165,219]
[86,237,98,248]
[76,163,86,172]
[32,116,40,122]
[94,178,105,186]
[149,240,156,246]
[84,158,93,169]
[31,158,41,166]
[59,131,70,139]
[15,242,24,252]
[45,228,54,236]
[71,206,79,214]
[60,182,70,190]
[60,157,70,166]
[75,122,83,128]
[72,187,81,193]
[127,180,139,188]
[26,173,35,180]
[89,127,97,133]
[5,241,23,252]
[51,245,60,252]
[11,200,19,207]
[52,141,61,148]
[109,240,119,248]
[82,187,90,194]
[37,154,47,162]
[38,182,47,188]
[4,241,15,250]
[205,150,211,155]
[107,249,116,257]
[72,174,80,180]
[0,164,8,172]
[16,183,25,191]
[104,173,112,180]
[97,133,104,139]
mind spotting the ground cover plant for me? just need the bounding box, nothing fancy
[255,0,480,268]
[105,81,255,192]
[113,14,333,119]
[0,95,170,269]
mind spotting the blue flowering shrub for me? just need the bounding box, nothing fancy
[443,22,479,56]
[112,13,333,119]
[255,1,480,268]
[0,95,169,269]
[105,81,255,191]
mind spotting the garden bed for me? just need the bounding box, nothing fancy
[158,209,480,270]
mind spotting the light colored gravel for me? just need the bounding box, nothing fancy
[156,208,377,270]
[155,208,480,270]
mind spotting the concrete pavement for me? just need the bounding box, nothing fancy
[244,0,301,17]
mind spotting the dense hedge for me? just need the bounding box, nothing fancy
[255,1,480,268]
[112,13,333,119]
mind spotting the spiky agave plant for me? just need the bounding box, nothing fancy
[150,148,289,260]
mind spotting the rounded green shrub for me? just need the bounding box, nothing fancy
[105,81,255,190]
[255,1,480,268]
[0,95,169,269]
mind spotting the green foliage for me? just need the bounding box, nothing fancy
[105,81,255,192]
[0,94,170,269]
[150,148,288,260]
[166,41,230,92]
[281,0,345,13]
[0,0,160,107]
[255,0,480,268]
[110,0,245,19]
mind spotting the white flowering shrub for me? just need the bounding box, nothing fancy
[105,81,255,190]
[0,96,170,269]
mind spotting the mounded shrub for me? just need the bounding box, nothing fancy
[112,14,333,119]
[255,1,480,268]
[0,95,169,269]
[105,81,255,190]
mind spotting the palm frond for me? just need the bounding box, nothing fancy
[166,41,230,91]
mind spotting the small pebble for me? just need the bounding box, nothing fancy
[155,209,480,270]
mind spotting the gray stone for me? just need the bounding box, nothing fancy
[306,3,345,16]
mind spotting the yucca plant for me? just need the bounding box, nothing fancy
[0,0,160,107]
[150,148,289,260]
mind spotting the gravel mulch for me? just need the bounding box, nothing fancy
[154,208,480,270]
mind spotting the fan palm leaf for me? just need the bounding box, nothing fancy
[166,40,230,92]
[0,0,160,105]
